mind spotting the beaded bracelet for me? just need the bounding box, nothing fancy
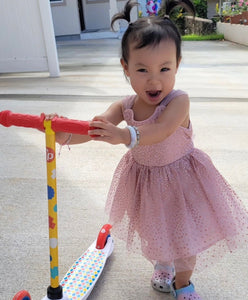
[126,126,140,149]
[62,133,72,146]
[133,126,140,146]
[59,133,72,156]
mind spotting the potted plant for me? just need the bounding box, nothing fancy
[230,0,248,24]
[220,4,232,23]
[240,1,248,25]
[219,0,248,24]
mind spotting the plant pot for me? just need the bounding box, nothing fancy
[223,15,231,23]
[230,14,242,24]
[242,11,248,25]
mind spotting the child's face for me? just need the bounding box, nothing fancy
[121,40,181,106]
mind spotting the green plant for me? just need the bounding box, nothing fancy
[216,3,220,15]
[182,33,224,40]
[192,0,208,18]
[232,0,248,14]
[170,7,186,34]
[222,9,231,16]
[158,6,186,35]
[220,0,248,17]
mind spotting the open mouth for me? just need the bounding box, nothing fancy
[146,90,162,100]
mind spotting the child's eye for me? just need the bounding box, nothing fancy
[137,68,147,73]
[161,67,169,72]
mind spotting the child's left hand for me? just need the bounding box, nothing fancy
[89,116,130,146]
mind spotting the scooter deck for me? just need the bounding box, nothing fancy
[61,236,114,300]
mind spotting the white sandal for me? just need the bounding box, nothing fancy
[151,263,174,293]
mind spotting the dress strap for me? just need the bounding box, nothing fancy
[121,91,187,113]
[122,95,136,111]
[160,90,188,107]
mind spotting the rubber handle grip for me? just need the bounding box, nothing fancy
[0,110,45,131]
[0,110,90,134]
[51,117,90,135]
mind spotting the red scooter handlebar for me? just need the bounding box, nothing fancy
[0,110,90,135]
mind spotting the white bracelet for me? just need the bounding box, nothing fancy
[126,126,139,149]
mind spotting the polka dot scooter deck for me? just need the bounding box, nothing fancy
[0,111,113,300]
[61,225,113,300]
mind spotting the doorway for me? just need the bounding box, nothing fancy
[78,0,85,31]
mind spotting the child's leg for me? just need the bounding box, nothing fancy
[174,256,196,288]
[174,269,194,289]
[172,256,202,300]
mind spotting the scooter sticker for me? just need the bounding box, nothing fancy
[49,216,56,229]
[48,185,55,200]
[51,169,56,179]
[46,147,55,162]
[51,267,59,279]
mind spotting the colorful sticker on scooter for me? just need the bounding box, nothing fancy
[50,238,58,248]
[48,185,55,200]
[51,169,56,179]
[49,216,56,229]
[46,147,55,162]
[51,266,59,279]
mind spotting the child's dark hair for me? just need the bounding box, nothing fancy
[111,0,195,65]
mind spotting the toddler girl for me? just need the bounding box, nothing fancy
[51,1,248,299]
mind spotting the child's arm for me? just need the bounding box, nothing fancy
[89,94,189,146]
[93,99,124,126]
[49,99,125,146]
[89,100,130,145]
[56,132,91,146]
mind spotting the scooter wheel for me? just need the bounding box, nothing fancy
[96,224,112,249]
[13,290,31,300]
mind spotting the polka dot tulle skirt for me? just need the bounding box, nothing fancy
[106,148,248,271]
[105,92,248,272]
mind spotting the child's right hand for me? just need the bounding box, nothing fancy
[44,113,64,121]
[42,113,71,145]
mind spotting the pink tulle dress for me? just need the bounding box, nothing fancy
[105,89,248,272]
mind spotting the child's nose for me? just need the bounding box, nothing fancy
[147,74,161,86]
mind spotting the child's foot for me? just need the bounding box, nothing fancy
[151,263,174,293]
[171,280,202,300]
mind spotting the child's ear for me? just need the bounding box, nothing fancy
[120,58,129,77]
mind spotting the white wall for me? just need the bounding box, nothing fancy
[217,22,248,46]
[51,0,81,36]
[82,0,110,30]
[50,0,138,34]
[82,0,137,31]
[138,0,148,16]
[207,0,217,19]
[0,0,59,76]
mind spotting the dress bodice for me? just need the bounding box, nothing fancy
[122,90,194,166]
